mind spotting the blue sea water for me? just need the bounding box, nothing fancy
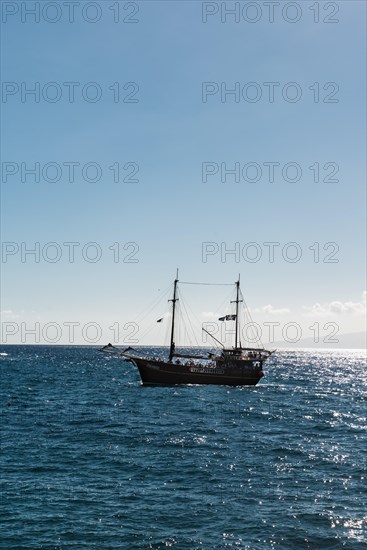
[0,346,366,549]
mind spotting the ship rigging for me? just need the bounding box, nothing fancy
[100,271,274,386]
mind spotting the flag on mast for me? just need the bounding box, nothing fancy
[218,314,237,321]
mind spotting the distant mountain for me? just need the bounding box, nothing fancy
[264,331,366,350]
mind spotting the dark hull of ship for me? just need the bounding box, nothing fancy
[131,357,264,386]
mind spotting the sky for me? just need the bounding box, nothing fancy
[1,0,366,347]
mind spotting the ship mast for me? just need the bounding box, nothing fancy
[168,269,179,361]
[231,275,243,349]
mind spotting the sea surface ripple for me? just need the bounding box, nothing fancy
[1,346,366,549]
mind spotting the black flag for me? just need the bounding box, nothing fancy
[218,314,237,321]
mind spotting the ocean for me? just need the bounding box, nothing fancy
[1,346,366,549]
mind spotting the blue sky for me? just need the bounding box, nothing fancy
[1,1,366,345]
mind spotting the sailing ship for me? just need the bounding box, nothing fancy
[100,272,274,386]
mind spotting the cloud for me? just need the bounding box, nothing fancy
[303,291,367,317]
[201,311,220,318]
[252,305,290,316]
[1,310,22,320]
